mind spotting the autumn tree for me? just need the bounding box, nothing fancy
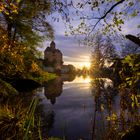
[0,0,54,80]
[0,0,54,44]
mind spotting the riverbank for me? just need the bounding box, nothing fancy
[0,71,57,140]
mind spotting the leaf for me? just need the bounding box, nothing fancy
[137,25,140,28]
[132,102,135,108]
[128,80,132,86]
[126,77,131,81]
[137,73,140,76]
[129,2,134,6]
[16,0,21,2]
[130,10,138,17]
[102,31,106,35]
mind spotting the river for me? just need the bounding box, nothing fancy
[35,75,138,140]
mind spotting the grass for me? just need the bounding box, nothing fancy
[0,71,57,139]
[31,71,56,85]
[0,98,41,140]
[0,78,18,98]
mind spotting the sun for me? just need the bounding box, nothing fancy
[78,62,91,69]
[64,61,91,69]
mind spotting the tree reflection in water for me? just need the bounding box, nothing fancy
[36,75,140,139]
[90,78,140,140]
[90,78,117,140]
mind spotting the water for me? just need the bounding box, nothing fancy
[35,75,139,140]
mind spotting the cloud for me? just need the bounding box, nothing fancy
[121,17,140,35]
[43,1,140,68]
[43,33,92,68]
[63,55,90,63]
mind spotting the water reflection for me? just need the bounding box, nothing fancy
[66,76,91,84]
[90,78,118,140]
[44,77,63,105]
[36,75,140,140]
[44,75,76,105]
[91,78,117,112]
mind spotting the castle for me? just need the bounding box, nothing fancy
[44,41,63,73]
[44,41,75,74]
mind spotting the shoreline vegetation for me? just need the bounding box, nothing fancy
[1,52,140,139]
[0,0,140,140]
[0,1,57,139]
[0,67,57,140]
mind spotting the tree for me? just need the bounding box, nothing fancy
[52,0,140,37]
[126,34,140,47]
[90,36,104,72]
[0,0,54,46]
[90,35,117,76]
[0,0,54,80]
[121,40,140,57]
[103,38,118,64]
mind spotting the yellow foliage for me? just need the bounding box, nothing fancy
[0,1,18,15]
[106,113,118,121]
[0,33,29,77]
[30,61,40,73]
[0,3,5,12]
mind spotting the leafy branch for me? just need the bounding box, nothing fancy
[89,0,125,34]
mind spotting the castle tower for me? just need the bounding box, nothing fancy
[50,41,55,50]
[44,41,63,73]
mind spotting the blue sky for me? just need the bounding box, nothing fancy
[42,0,140,69]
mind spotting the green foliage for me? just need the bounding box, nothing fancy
[106,113,117,121]
[119,54,140,89]
[0,101,26,139]
[131,94,140,108]
[23,98,39,140]
[117,53,140,111]
[54,0,140,37]
[0,0,55,79]
[0,2,56,139]
[130,10,138,17]
[0,0,54,44]
[0,79,18,98]
[0,98,41,140]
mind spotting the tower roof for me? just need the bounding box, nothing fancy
[50,41,55,49]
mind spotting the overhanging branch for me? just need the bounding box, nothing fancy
[89,0,125,34]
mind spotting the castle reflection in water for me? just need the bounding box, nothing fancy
[44,74,76,105]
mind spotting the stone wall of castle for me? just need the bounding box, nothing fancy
[44,41,63,72]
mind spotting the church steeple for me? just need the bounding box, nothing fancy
[50,41,55,49]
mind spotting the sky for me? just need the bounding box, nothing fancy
[43,14,92,69]
[42,0,140,69]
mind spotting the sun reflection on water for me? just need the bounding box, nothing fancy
[66,76,92,84]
